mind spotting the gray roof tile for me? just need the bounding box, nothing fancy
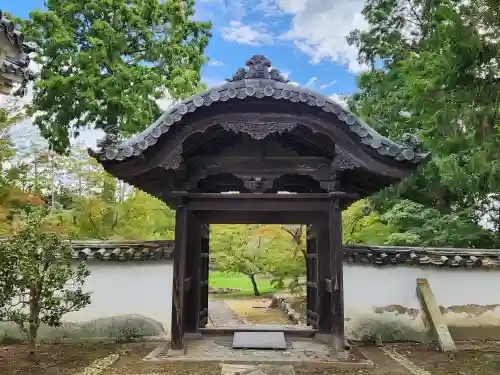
[91,55,428,165]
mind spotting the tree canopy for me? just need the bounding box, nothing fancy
[18,0,212,153]
[0,1,499,315]
[347,0,500,247]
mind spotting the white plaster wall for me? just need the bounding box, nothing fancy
[59,262,500,342]
[65,262,173,332]
[344,265,500,341]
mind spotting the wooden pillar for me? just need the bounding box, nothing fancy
[199,223,210,328]
[316,216,332,334]
[184,211,201,334]
[329,197,345,353]
[170,201,188,351]
[305,225,318,328]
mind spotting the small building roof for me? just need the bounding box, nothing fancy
[0,10,37,95]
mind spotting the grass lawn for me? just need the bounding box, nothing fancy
[209,271,277,297]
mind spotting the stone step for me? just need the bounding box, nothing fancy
[220,363,295,375]
[232,331,287,350]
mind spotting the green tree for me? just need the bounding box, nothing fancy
[0,213,91,353]
[113,189,175,239]
[268,225,305,295]
[342,200,394,245]
[0,104,22,165]
[211,225,276,296]
[380,199,495,247]
[211,225,305,296]
[20,0,212,153]
[347,0,500,247]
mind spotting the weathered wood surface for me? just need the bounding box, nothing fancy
[171,203,188,350]
[329,199,345,354]
[416,278,456,352]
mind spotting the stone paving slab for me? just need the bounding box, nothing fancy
[209,300,244,326]
[149,337,374,369]
[232,332,287,350]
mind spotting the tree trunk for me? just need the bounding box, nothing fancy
[249,274,260,296]
[27,322,37,355]
[28,283,40,357]
[50,153,56,212]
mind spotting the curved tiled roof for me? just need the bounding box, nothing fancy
[0,10,26,49]
[37,239,500,269]
[0,10,37,94]
[70,239,174,261]
[0,57,35,79]
[92,55,428,165]
[343,244,500,268]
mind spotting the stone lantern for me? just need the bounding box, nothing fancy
[0,10,36,96]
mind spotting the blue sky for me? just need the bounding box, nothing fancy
[4,0,369,146]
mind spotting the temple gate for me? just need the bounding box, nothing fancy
[90,55,427,356]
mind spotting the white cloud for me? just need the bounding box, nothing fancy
[156,95,176,111]
[209,60,224,67]
[255,0,285,17]
[329,93,349,110]
[203,77,226,88]
[221,20,274,46]
[277,0,369,73]
[280,70,291,80]
[304,76,317,88]
[319,80,336,90]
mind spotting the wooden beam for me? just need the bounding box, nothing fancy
[195,210,325,224]
[186,155,332,187]
[416,278,456,352]
[170,202,188,351]
[189,199,329,212]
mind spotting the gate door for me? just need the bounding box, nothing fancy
[305,225,319,328]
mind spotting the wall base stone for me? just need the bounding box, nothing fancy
[0,314,166,345]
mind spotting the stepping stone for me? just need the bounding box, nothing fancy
[232,331,287,350]
[220,364,295,375]
[256,365,295,375]
[245,371,267,375]
[220,364,256,375]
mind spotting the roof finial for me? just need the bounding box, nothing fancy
[401,133,422,152]
[226,54,289,83]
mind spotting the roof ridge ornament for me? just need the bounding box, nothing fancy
[96,123,120,149]
[401,133,422,152]
[226,55,289,83]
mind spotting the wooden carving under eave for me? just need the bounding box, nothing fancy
[220,121,297,140]
[331,147,362,172]
[160,144,183,170]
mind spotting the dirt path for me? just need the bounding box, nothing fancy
[224,297,291,325]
